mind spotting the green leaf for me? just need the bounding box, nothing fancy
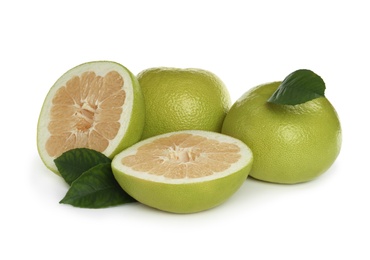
[60,163,136,208]
[54,148,111,185]
[267,69,326,105]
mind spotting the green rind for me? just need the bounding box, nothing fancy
[109,67,145,157]
[112,162,252,214]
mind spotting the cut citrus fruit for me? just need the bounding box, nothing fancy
[112,130,253,213]
[37,61,145,173]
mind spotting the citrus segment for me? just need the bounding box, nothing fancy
[112,130,253,213]
[37,61,145,173]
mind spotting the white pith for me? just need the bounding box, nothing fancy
[112,130,253,184]
[37,61,134,172]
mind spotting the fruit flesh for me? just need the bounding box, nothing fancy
[46,70,125,158]
[121,133,242,180]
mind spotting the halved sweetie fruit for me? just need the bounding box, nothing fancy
[112,130,253,213]
[37,61,145,173]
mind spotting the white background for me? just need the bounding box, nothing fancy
[1,0,369,259]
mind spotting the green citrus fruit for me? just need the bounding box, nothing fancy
[222,81,342,184]
[137,67,231,139]
[37,61,145,173]
[112,130,253,213]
